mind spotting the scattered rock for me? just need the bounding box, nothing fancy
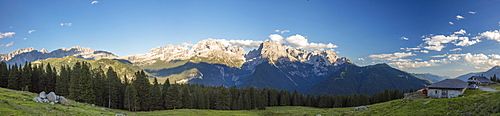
[354,106,368,111]
[33,97,42,103]
[47,92,57,102]
[59,96,69,106]
[40,91,47,99]
[92,104,95,107]
[423,101,431,105]
[50,102,55,105]
[42,99,49,103]
[315,114,321,116]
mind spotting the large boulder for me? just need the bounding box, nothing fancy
[59,96,69,106]
[39,91,47,99]
[47,92,57,102]
[33,97,42,103]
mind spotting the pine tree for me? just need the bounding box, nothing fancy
[150,78,162,110]
[161,78,170,109]
[0,62,8,88]
[165,85,180,109]
[124,84,138,111]
[215,86,230,110]
[78,62,95,103]
[106,67,121,109]
[19,62,32,91]
[279,90,290,106]
[91,67,106,106]
[269,88,279,106]
[69,62,82,100]
[8,64,19,90]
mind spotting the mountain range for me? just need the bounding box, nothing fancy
[455,66,500,81]
[1,39,431,95]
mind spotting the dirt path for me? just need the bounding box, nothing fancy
[479,86,498,92]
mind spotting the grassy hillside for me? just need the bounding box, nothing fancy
[31,56,143,81]
[353,84,500,115]
[0,87,354,115]
[2,86,500,115]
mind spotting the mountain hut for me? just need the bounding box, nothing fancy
[426,79,468,98]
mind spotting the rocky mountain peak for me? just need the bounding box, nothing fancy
[124,39,246,67]
[246,40,339,65]
[0,47,39,61]
[40,48,49,53]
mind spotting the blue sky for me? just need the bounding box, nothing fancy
[1,0,500,77]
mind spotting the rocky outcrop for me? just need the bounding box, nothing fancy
[33,91,69,106]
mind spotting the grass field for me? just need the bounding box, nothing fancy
[2,86,500,116]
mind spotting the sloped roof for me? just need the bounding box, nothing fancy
[427,79,468,89]
[476,76,493,83]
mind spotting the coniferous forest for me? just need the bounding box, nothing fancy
[0,61,404,111]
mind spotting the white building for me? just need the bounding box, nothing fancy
[427,79,468,98]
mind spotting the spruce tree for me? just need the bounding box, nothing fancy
[0,62,8,88]
[69,62,82,100]
[8,64,19,90]
[165,85,180,109]
[106,67,121,109]
[215,86,230,110]
[78,62,95,103]
[150,78,162,110]
[20,62,32,91]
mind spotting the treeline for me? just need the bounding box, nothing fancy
[0,61,405,111]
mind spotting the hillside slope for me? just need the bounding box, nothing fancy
[31,56,142,80]
[353,86,500,115]
[307,64,431,95]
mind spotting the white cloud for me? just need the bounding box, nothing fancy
[454,29,466,35]
[60,23,72,26]
[454,37,481,46]
[285,34,338,51]
[454,69,465,71]
[217,39,263,48]
[400,47,420,51]
[422,34,476,51]
[468,11,476,14]
[420,50,429,53]
[366,52,415,61]
[389,59,448,69]
[269,34,285,44]
[450,48,462,51]
[431,54,448,58]
[449,22,454,25]
[401,37,409,40]
[274,29,290,34]
[479,30,500,42]
[28,30,36,34]
[358,58,365,61]
[423,45,446,51]
[0,32,15,38]
[91,1,98,5]
[0,41,14,47]
[456,15,465,20]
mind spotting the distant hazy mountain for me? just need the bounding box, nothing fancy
[1,46,117,66]
[412,73,450,83]
[307,64,431,95]
[455,66,500,81]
